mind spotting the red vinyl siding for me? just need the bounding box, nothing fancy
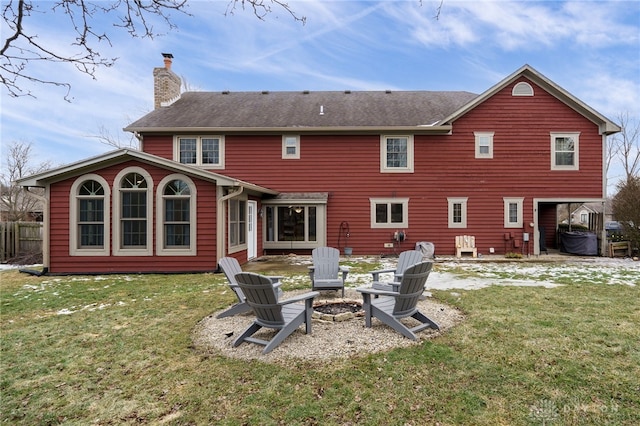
[40,72,611,275]
[141,135,174,160]
[48,160,218,274]
[215,79,604,256]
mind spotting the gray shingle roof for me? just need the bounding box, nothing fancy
[125,90,478,131]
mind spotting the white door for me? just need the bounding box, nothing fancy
[247,201,258,259]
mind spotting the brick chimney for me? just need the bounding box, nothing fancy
[153,53,181,109]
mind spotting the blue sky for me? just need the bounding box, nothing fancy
[1,0,639,193]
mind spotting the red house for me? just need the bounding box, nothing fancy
[18,57,620,274]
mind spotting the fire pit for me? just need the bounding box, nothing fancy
[313,300,363,322]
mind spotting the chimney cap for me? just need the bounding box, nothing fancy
[162,53,174,59]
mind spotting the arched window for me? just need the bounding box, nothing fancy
[156,174,197,255]
[113,167,153,256]
[512,82,534,97]
[69,174,110,256]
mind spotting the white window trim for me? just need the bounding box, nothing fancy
[503,197,524,228]
[474,131,494,159]
[512,82,534,96]
[69,174,110,256]
[113,167,154,256]
[370,197,409,228]
[155,174,197,256]
[380,135,414,173]
[228,196,248,254]
[282,135,300,159]
[262,202,327,250]
[448,197,468,228]
[174,135,225,169]
[550,132,579,171]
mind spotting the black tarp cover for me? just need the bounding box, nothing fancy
[560,231,598,255]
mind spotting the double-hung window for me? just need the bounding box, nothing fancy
[475,132,494,159]
[157,175,197,255]
[282,135,300,159]
[370,198,409,228]
[381,135,414,173]
[114,168,153,255]
[504,197,524,228]
[175,136,224,168]
[448,197,468,228]
[551,132,579,170]
[69,174,110,256]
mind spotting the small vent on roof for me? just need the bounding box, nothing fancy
[385,90,392,94]
[319,105,325,115]
[303,90,309,94]
[512,82,534,97]
[261,90,269,94]
[344,90,351,94]
[222,90,229,95]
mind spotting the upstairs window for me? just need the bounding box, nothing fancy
[282,135,300,159]
[551,132,579,170]
[512,82,534,96]
[175,136,224,168]
[157,175,197,255]
[70,174,110,256]
[370,198,409,228]
[381,135,414,173]
[474,132,494,159]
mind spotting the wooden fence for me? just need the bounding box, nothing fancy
[0,222,43,263]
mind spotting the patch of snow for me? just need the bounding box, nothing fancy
[426,271,561,290]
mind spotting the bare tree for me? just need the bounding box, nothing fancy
[3,1,440,99]
[610,112,640,184]
[89,124,140,150]
[611,176,640,254]
[0,141,51,221]
[1,0,191,99]
[1,0,309,99]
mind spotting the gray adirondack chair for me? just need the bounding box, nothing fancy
[216,257,283,319]
[233,272,319,354]
[357,261,439,340]
[309,247,349,297]
[370,249,423,291]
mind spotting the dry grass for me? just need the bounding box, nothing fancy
[1,257,639,425]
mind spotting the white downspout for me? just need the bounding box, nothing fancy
[216,185,244,260]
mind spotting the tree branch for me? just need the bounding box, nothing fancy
[225,0,306,24]
[1,0,190,99]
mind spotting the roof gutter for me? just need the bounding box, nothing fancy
[123,125,454,135]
